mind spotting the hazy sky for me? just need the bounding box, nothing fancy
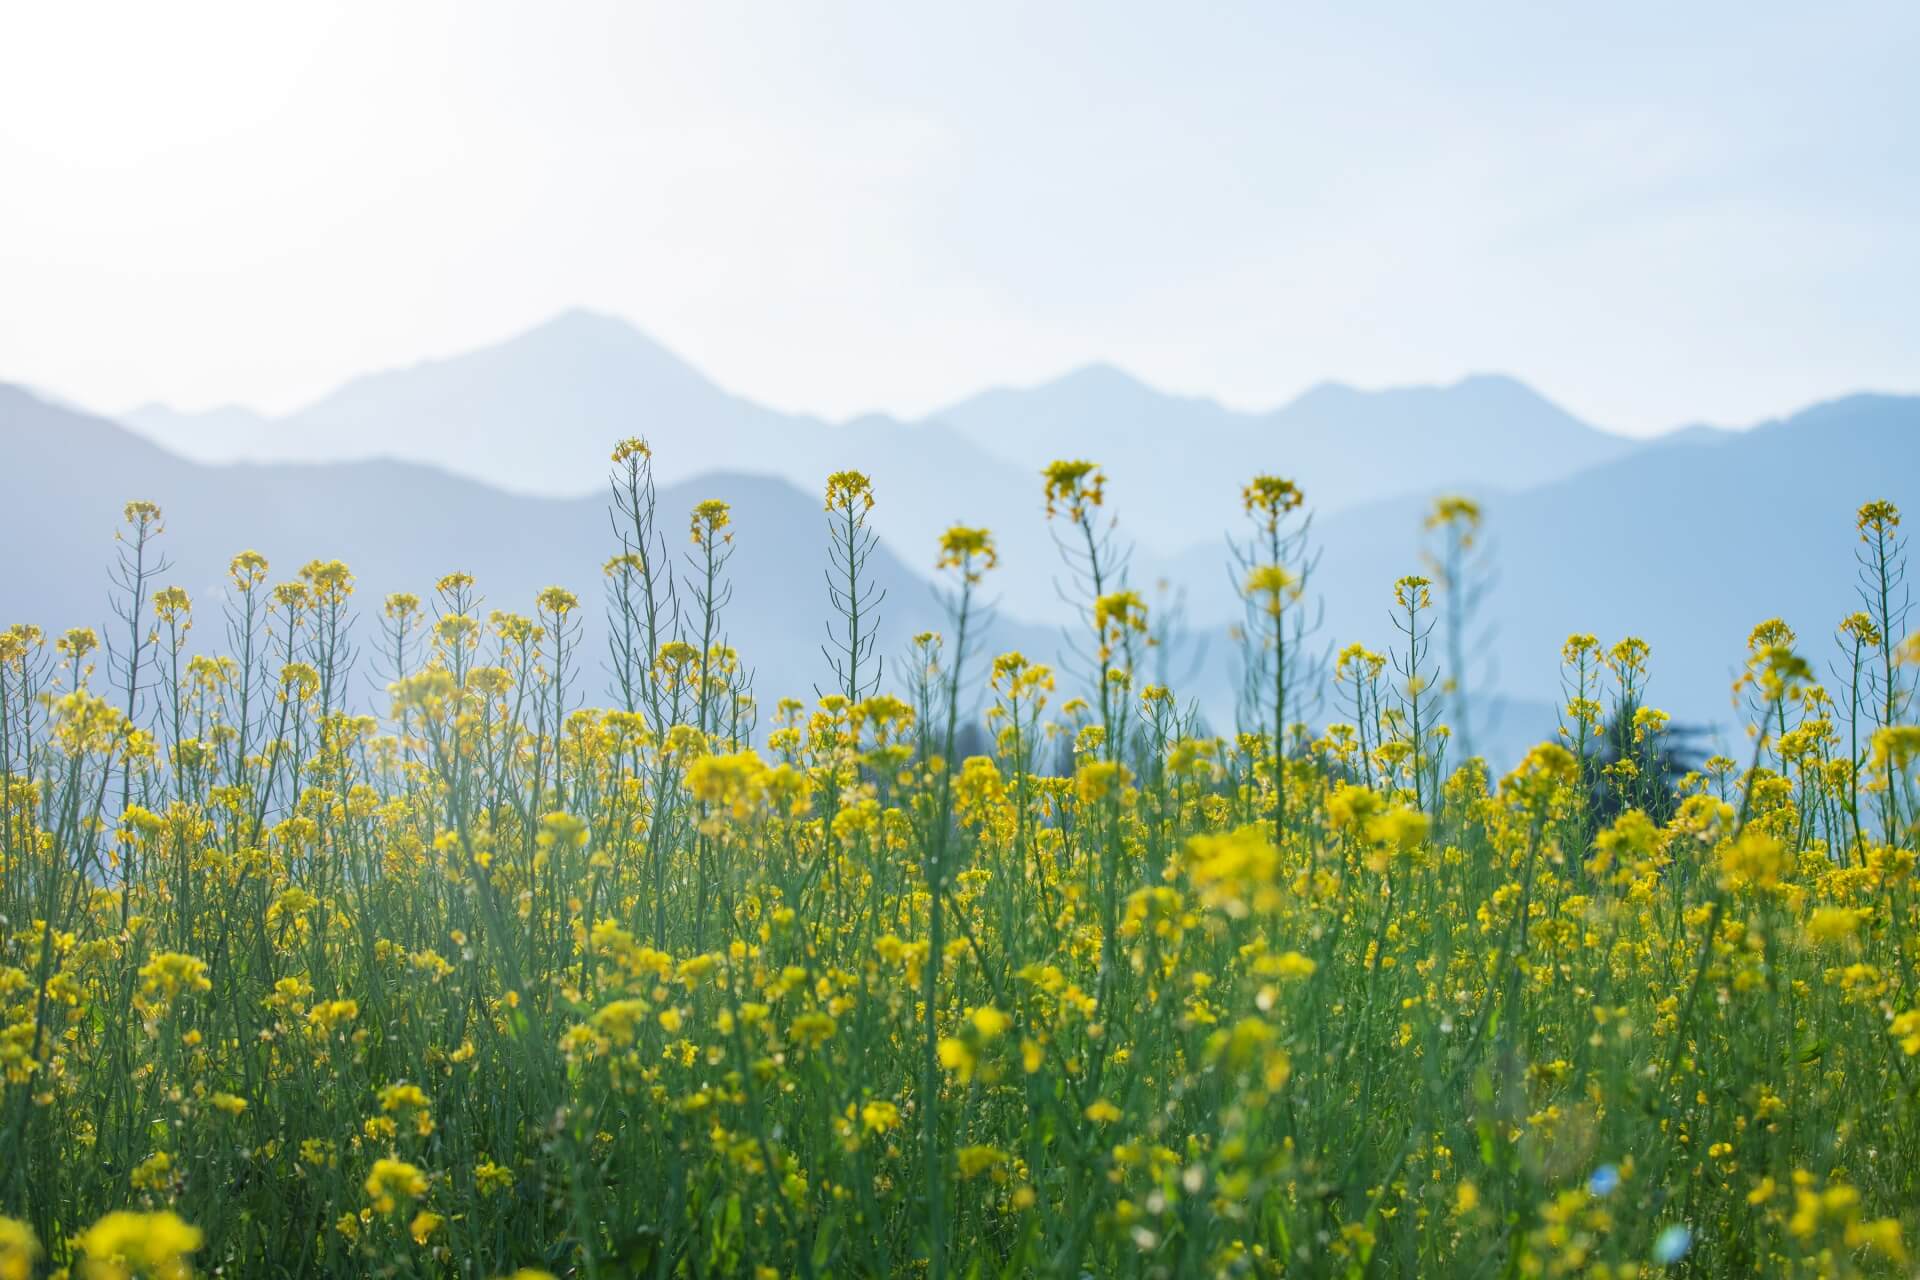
[2,1,1915,435]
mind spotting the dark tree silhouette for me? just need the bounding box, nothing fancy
[1585,695,1709,828]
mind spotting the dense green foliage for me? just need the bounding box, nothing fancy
[1,450,1917,1278]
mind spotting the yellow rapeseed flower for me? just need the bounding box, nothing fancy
[365,1158,429,1214]
[1242,475,1303,529]
[0,1218,39,1280]
[690,499,732,546]
[825,470,874,512]
[936,525,998,581]
[79,1210,202,1280]
[1043,460,1105,519]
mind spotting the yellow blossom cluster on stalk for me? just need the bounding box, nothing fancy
[0,462,1917,1278]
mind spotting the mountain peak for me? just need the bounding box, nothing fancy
[1005,362,1242,424]
[945,360,1191,413]
[1287,371,1546,409]
[524,306,646,343]
[1445,372,1578,413]
[1046,361,1155,396]
[500,307,692,367]
[305,306,725,416]
[1276,372,1613,437]
[1451,371,1534,395]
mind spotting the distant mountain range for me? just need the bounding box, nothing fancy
[1,384,1055,719]
[934,361,1641,546]
[9,310,1916,761]
[119,310,1648,621]
[120,308,1640,512]
[1165,392,1920,736]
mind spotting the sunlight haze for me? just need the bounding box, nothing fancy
[2,1,1916,433]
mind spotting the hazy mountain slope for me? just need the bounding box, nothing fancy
[1267,374,1636,500]
[1,385,1052,714]
[88,314,1920,753]
[929,364,1245,551]
[280,308,805,496]
[930,369,1640,548]
[23,382,1915,765]
[116,311,1070,616]
[114,312,1657,622]
[1165,392,1920,740]
[117,402,276,462]
[124,310,800,492]
[120,308,1051,524]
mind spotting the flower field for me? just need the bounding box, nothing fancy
[2,444,1918,1278]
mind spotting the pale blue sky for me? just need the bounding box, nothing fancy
[1,1,1914,434]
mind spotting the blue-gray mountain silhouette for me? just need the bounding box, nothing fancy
[25,315,1920,762]
[121,311,1635,622]
[4,384,1051,716]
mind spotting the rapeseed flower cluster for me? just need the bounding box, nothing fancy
[0,465,1916,1278]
